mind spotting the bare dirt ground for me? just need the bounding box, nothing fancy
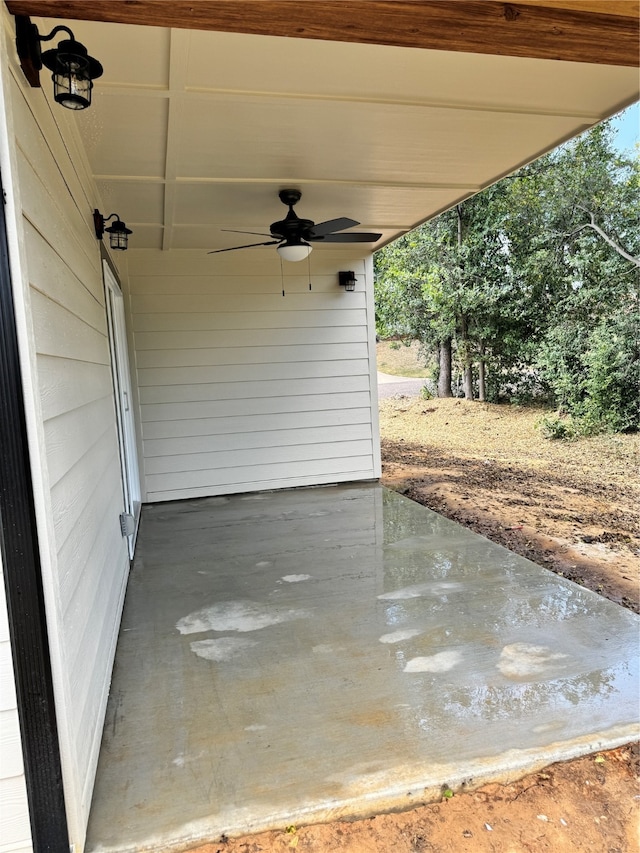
[380,396,640,614]
[189,352,639,853]
[195,745,639,853]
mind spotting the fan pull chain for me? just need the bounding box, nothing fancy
[307,252,312,291]
[280,254,285,297]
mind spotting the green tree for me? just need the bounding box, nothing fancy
[375,184,538,400]
[507,121,639,430]
[375,116,639,431]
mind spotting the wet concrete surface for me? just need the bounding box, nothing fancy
[86,484,639,853]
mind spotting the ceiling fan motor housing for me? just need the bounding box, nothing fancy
[271,189,315,240]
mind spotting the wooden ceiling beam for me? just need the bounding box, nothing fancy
[5,1,639,67]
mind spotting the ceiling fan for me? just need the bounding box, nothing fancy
[208,189,382,261]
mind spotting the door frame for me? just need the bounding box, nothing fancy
[102,258,141,557]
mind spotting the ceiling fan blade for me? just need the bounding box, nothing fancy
[312,232,382,243]
[309,217,359,237]
[208,240,280,254]
[222,229,274,237]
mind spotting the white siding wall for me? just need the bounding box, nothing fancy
[126,250,381,501]
[0,560,32,853]
[1,11,130,850]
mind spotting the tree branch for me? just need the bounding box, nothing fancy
[571,207,640,268]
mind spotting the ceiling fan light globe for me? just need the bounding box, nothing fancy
[277,241,312,262]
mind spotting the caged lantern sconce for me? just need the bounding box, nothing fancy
[94,210,132,251]
[338,271,357,292]
[15,15,103,110]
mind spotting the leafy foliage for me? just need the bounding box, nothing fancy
[374,114,639,432]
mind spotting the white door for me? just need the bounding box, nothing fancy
[103,260,141,557]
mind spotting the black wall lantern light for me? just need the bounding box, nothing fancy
[94,210,132,251]
[338,271,357,292]
[15,15,103,110]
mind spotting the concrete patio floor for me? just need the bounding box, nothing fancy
[86,483,639,853]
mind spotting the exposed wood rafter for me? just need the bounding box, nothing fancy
[5,1,639,67]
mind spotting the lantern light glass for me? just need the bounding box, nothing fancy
[105,219,132,251]
[48,41,94,109]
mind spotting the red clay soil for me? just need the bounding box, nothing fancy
[192,745,639,853]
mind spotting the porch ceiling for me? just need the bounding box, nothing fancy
[8,3,639,253]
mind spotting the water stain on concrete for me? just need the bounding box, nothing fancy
[379,629,423,644]
[498,643,569,680]
[378,582,463,600]
[189,637,258,661]
[404,650,463,673]
[176,601,308,634]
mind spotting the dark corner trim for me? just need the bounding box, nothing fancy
[0,172,70,850]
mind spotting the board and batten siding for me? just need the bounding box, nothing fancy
[126,250,380,502]
[2,12,131,850]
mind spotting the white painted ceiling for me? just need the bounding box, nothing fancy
[37,16,639,253]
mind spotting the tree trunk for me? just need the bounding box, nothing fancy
[438,339,453,397]
[457,207,474,400]
[463,365,474,400]
[478,342,486,401]
[460,315,474,400]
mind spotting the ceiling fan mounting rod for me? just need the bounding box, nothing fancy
[278,188,302,207]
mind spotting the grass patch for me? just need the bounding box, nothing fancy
[376,340,431,378]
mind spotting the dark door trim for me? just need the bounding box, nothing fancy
[0,172,70,850]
